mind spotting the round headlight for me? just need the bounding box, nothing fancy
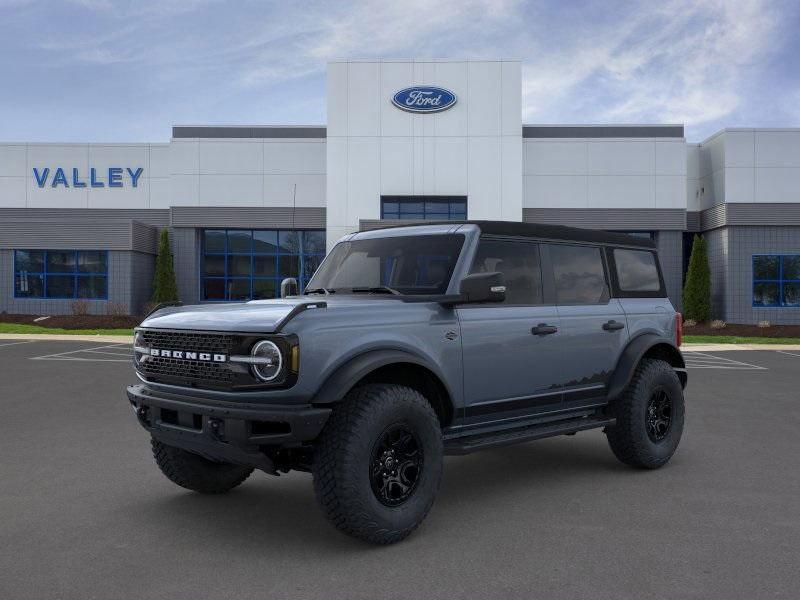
[251,340,282,382]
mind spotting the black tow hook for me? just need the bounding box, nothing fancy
[208,418,224,441]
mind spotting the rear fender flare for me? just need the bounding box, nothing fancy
[607,334,686,401]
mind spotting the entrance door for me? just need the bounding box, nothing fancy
[457,238,563,426]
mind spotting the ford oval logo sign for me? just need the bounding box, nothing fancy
[392,86,457,113]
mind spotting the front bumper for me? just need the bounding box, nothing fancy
[126,384,331,473]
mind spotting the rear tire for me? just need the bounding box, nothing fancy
[151,438,253,494]
[605,358,684,469]
[312,384,443,544]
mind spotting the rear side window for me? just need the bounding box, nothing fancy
[550,244,608,304]
[613,249,661,292]
[470,239,543,304]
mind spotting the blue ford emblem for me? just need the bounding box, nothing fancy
[392,86,457,113]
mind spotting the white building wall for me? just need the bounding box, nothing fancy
[523,135,687,210]
[326,59,523,250]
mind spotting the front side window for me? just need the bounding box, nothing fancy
[613,248,661,292]
[550,244,608,304]
[201,229,325,301]
[753,255,800,307]
[14,250,108,299]
[381,196,467,221]
[308,234,464,295]
[469,239,543,304]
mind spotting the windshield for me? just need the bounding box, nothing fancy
[306,234,465,295]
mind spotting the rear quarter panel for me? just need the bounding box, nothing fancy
[618,298,677,342]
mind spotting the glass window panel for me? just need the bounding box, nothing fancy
[203,255,225,276]
[303,231,326,254]
[782,282,800,307]
[15,273,44,297]
[253,279,277,300]
[77,275,107,299]
[398,213,424,220]
[253,230,278,254]
[227,255,251,277]
[78,251,107,273]
[47,251,75,273]
[470,240,543,304]
[204,230,226,253]
[782,256,800,280]
[227,230,252,253]
[426,214,449,221]
[450,201,466,213]
[753,256,779,280]
[753,282,779,306]
[46,275,75,298]
[254,255,277,277]
[15,250,44,272]
[382,202,398,214]
[303,255,324,279]
[203,279,226,300]
[382,213,400,220]
[401,202,424,213]
[425,201,449,213]
[550,245,608,304]
[614,249,661,292]
[278,255,301,278]
[278,230,302,254]
[227,279,251,300]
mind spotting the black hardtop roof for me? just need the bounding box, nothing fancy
[371,220,657,249]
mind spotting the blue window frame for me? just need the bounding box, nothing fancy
[13,250,108,299]
[201,229,326,301]
[753,255,800,307]
[381,196,467,221]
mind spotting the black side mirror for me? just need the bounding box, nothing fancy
[458,272,506,303]
[280,277,298,298]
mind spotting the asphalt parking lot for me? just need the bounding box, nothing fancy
[1,340,799,600]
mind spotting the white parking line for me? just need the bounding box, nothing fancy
[0,340,36,349]
[776,350,800,358]
[31,343,131,363]
[683,351,767,370]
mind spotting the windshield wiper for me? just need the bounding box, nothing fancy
[350,286,401,296]
[304,287,333,295]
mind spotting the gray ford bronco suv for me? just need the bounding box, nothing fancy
[127,221,687,544]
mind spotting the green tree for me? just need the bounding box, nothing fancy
[683,234,711,322]
[152,229,179,303]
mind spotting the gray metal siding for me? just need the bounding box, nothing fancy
[170,206,326,229]
[172,126,326,139]
[522,125,684,138]
[656,231,683,311]
[172,228,200,305]
[523,208,687,230]
[0,220,136,251]
[131,221,159,254]
[0,208,169,227]
[686,212,701,232]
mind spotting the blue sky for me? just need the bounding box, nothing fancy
[1,0,798,142]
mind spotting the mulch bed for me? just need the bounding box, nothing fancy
[0,313,142,329]
[683,323,800,338]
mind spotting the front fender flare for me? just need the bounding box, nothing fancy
[311,349,446,406]
[606,334,686,401]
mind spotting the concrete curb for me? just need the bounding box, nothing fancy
[682,343,800,352]
[0,333,133,344]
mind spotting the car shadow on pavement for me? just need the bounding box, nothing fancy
[129,434,634,552]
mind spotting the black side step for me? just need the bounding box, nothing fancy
[443,415,615,455]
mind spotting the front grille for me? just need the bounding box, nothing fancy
[138,330,237,386]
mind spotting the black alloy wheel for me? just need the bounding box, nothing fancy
[646,387,672,442]
[369,423,423,507]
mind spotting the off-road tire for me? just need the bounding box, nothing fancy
[151,438,253,494]
[312,384,443,544]
[605,358,685,469]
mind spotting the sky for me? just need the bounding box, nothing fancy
[1,0,798,143]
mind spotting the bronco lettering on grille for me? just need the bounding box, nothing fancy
[149,348,227,362]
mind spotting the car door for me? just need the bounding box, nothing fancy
[457,237,564,426]
[547,243,628,409]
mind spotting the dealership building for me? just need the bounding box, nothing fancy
[1,59,799,323]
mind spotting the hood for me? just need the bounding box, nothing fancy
[139,296,402,333]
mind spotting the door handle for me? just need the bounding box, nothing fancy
[602,320,625,331]
[532,323,558,336]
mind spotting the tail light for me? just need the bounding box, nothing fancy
[675,312,683,347]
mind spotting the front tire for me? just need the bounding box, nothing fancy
[151,438,253,494]
[312,384,443,544]
[605,358,685,469]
